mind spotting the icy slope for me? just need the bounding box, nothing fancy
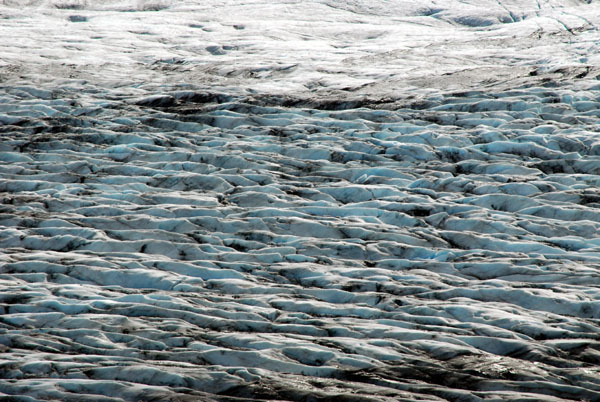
[1,1,600,401]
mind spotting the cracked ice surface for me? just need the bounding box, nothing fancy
[1,1,600,401]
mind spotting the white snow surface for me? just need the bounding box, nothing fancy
[1,1,600,401]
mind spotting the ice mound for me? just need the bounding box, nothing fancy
[1,0,600,401]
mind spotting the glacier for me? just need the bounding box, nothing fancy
[1,0,600,401]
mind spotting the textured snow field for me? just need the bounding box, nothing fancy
[2,1,600,401]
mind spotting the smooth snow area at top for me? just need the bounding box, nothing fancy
[2,0,599,96]
[1,1,600,401]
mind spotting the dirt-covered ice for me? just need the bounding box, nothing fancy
[1,1,600,401]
